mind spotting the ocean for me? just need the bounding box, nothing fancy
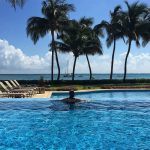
[0,74,150,80]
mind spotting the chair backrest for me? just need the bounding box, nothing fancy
[14,80,21,88]
[0,90,3,97]
[10,80,18,88]
[5,81,14,90]
[0,82,9,92]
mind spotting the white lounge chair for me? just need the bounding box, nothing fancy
[0,90,29,98]
[0,90,7,98]
[13,80,40,94]
[0,82,31,98]
[10,80,18,88]
[4,81,35,96]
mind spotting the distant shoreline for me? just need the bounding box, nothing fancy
[0,73,150,81]
[0,73,150,75]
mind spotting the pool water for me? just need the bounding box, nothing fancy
[52,90,150,102]
[0,91,150,149]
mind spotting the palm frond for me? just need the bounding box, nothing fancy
[26,17,50,44]
[106,36,114,48]
[79,17,93,27]
[94,21,109,37]
[54,41,71,53]
[121,1,149,46]
[41,0,75,19]
[142,35,150,47]
[136,39,140,48]
[7,0,26,8]
[114,5,121,13]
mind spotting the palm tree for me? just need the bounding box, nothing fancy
[7,0,26,8]
[79,17,103,80]
[26,0,74,81]
[56,20,81,81]
[82,32,103,80]
[94,6,123,80]
[56,18,103,80]
[120,1,149,82]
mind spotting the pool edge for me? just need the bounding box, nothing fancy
[50,89,150,97]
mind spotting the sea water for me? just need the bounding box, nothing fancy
[0,73,150,80]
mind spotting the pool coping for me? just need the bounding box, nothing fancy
[50,89,150,97]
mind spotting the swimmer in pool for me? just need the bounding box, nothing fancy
[62,90,83,104]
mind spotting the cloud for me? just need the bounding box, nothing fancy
[75,52,150,73]
[0,39,150,74]
[0,39,53,74]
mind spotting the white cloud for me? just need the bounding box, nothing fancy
[68,51,150,74]
[0,39,150,74]
[0,39,51,74]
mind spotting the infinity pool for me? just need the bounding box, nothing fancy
[0,90,150,149]
[51,90,150,102]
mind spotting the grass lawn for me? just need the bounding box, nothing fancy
[48,83,150,91]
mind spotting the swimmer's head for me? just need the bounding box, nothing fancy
[69,90,75,98]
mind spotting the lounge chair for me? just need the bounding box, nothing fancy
[10,80,18,88]
[0,82,31,98]
[13,80,40,94]
[0,90,7,98]
[0,90,28,98]
[4,81,35,96]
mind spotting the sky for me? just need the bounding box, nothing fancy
[0,0,149,74]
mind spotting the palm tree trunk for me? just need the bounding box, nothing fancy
[123,39,132,82]
[51,30,55,81]
[51,30,60,81]
[110,38,116,80]
[86,54,92,80]
[54,45,60,81]
[72,56,77,81]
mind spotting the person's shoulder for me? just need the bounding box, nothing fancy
[62,98,82,103]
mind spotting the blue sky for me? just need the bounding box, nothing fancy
[0,0,149,74]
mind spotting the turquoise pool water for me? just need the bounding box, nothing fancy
[0,91,150,149]
[52,90,150,102]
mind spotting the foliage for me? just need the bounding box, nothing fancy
[7,0,26,8]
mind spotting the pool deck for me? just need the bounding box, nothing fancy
[32,91,52,98]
